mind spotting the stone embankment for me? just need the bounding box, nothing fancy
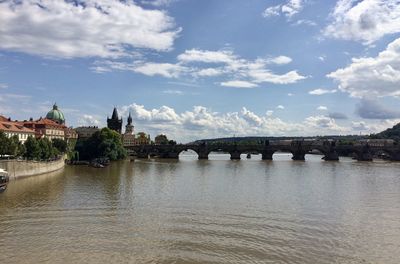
[0,157,65,180]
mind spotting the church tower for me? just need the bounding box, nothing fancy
[125,112,134,135]
[107,107,122,134]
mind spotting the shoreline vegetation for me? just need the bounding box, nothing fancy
[72,127,126,167]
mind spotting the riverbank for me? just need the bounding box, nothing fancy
[0,157,65,180]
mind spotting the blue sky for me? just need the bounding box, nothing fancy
[1,0,400,142]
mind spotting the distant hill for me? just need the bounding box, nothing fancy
[373,123,400,140]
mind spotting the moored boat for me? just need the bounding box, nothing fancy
[0,168,9,193]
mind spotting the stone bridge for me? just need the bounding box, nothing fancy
[126,140,400,161]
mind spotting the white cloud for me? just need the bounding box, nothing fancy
[95,48,306,87]
[141,0,176,7]
[317,106,328,111]
[324,0,400,44]
[328,37,400,98]
[117,103,380,142]
[0,0,180,58]
[133,62,186,78]
[0,83,8,89]
[293,19,317,27]
[263,0,304,19]
[220,81,258,88]
[288,93,294,96]
[277,105,285,110]
[318,56,326,61]
[305,115,347,132]
[195,68,224,77]
[178,49,237,64]
[267,56,292,65]
[163,90,183,95]
[78,114,100,126]
[309,89,337,95]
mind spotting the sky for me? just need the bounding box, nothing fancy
[1,0,400,142]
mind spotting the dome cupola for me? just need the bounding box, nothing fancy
[46,103,65,124]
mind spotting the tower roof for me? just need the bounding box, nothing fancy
[112,107,119,119]
[127,112,132,125]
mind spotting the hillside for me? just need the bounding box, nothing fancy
[373,123,400,140]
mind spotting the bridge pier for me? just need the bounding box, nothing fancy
[356,152,373,161]
[291,150,306,161]
[198,152,209,160]
[230,151,241,160]
[137,153,149,159]
[323,151,339,161]
[390,152,400,161]
[261,151,273,160]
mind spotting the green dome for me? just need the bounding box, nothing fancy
[46,103,65,124]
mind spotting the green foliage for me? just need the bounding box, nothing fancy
[372,123,400,140]
[0,132,26,157]
[75,127,127,161]
[24,136,41,160]
[52,138,68,153]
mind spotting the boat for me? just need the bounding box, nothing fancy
[246,153,251,159]
[0,168,9,193]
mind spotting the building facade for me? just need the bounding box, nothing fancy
[0,116,35,143]
[75,126,100,140]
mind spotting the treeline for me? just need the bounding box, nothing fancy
[371,123,400,140]
[0,132,67,160]
[74,127,126,161]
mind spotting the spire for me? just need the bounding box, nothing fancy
[53,102,58,110]
[127,111,132,125]
[112,107,119,119]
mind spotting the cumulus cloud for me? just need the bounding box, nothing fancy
[317,106,328,111]
[309,89,337,95]
[328,37,400,98]
[267,56,293,65]
[0,0,180,58]
[78,114,101,126]
[324,0,400,44]
[117,103,362,142]
[305,115,347,132]
[277,105,285,110]
[263,0,304,18]
[355,98,400,119]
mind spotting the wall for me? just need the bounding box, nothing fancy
[0,158,65,180]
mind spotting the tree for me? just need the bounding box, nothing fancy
[52,138,68,153]
[0,132,10,156]
[24,136,41,160]
[75,127,126,161]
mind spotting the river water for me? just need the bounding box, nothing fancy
[1,153,400,264]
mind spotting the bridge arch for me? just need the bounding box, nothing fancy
[178,148,200,159]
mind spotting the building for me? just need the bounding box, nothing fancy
[22,117,66,140]
[135,132,151,145]
[107,107,122,134]
[75,126,100,140]
[0,115,35,143]
[123,113,135,147]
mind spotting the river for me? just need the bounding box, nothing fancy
[1,153,400,263]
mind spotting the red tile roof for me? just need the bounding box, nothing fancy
[0,120,35,134]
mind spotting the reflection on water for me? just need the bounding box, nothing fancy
[1,154,400,263]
